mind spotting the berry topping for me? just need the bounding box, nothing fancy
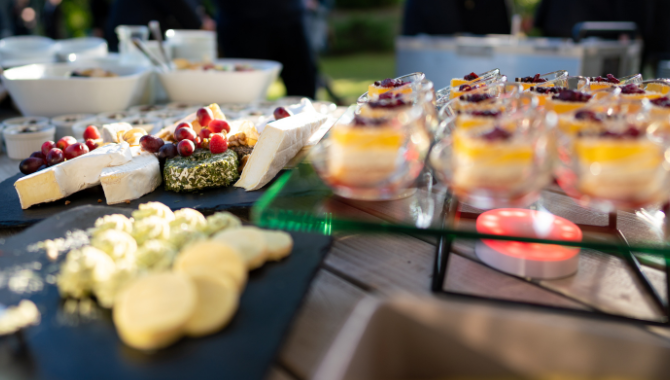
[19,157,44,175]
[139,135,165,153]
[46,148,64,166]
[196,107,214,128]
[378,92,404,100]
[480,127,512,141]
[177,139,195,157]
[83,125,101,140]
[368,95,408,109]
[515,74,547,83]
[469,109,502,118]
[353,115,389,127]
[464,72,479,81]
[552,89,592,102]
[209,133,228,154]
[618,84,645,94]
[64,142,89,160]
[530,86,565,94]
[273,106,292,120]
[41,141,55,157]
[459,93,493,103]
[373,78,407,88]
[590,74,620,84]
[574,110,602,122]
[209,119,231,133]
[651,96,670,108]
[56,136,77,151]
[458,84,482,92]
[599,126,642,139]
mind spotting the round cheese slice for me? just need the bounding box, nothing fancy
[173,241,247,290]
[213,227,268,270]
[184,273,239,337]
[113,272,196,350]
[263,230,293,261]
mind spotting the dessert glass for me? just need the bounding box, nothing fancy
[514,70,568,91]
[449,68,501,88]
[542,77,592,113]
[357,72,426,103]
[310,102,431,201]
[435,74,507,106]
[430,109,557,209]
[588,73,643,91]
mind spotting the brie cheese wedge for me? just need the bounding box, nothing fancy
[102,122,132,143]
[14,142,133,209]
[101,150,162,205]
[234,112,327,191]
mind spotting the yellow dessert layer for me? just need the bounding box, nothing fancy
[576,139,661,165]
[451,78,468,87]
[453,133,532,163]
[589,83,614,91]
[545,99,587,114]
[455,116,495,130]
[621,92,663,101]
[358,105,406,119]
[332,126,403,149]
[367,84,412,98]
[646,83,670,95]
[651,106,670,118]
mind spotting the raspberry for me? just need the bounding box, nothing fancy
[464,72,479,80]
[209,133,228,154]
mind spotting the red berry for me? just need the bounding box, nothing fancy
[140,135,165,153]
[41,141,55,156]
[199,128,212,139]
[83,125,101,140]
[56,136,77,151]
[208,119,230,133]
[273,107,292,120]
[177,139,195,157]
[19,157,44,175]
[85,139,98,151]
[209,133,228,154]
[46,148,64,166]
[64,142,89,160]
[196,107,214,127]
[174,126,197,142]
[173,122,193,140]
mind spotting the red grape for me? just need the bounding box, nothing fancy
[195,136,203,149]
[83,125,101,140]
[85,139,98,151]
[177,139,195,157]
[157,143,178,160]
[30,151,46,163]
[41,141,55,156]
[174,126,197,142]
[64,142,89,160]
[173,122,193,140]
[199,128,212,139]
[209,133,228,154]
[196,107,214,127]
[209,119,230,133]
[273,107,292,120]
[139,135,165,153]
[19,157,44,175]
[46,148,64,166]
[56,136,77,151]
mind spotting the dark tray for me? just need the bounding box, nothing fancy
[0,172,280,228]
[0,205,332,380]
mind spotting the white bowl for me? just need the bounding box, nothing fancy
[97,110,138,123]
[122,116,162,134]
[55,37,108,62]
[2,62,151,117]
[0,36,56,67]
[158,59,281,104]
[3,124,56,159]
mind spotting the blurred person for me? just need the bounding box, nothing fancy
[0,0,13,37]
[42,0,65,39]
[105,0,203,52]
[214,0,317,99]
[402,0,511,36]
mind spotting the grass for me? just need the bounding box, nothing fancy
[267,52,396,105]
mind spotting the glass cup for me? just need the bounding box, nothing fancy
[448,68,501,88]
[588,73,642,91]
[115,25,149,66]
[513,70,568,91]
[357,72,426,103]
[540,76,592,114]
[435,74,508,106]
[310,102,431,201]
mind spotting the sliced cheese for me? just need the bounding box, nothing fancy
[234,112,327,191]
[14,142,132,209]
[102,122,132,143]
[100,151,162,205]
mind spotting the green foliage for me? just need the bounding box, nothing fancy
[335,0,403,9]
[512,0,541,16]
[61,0,92,37]
[328,14,397,55]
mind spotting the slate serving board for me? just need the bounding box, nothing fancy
[0,205,332,380]
[0,172,280,228]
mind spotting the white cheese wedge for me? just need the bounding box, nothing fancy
[100,151,162,205]
[14,142,132,209]
[102,122,132,143]
[234,112,327,191]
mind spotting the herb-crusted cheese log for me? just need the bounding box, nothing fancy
[164,150,239,193]
[235,112,328,191]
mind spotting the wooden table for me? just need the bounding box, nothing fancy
[2,153,670,380]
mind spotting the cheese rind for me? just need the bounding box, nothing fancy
[14,142,132,209]
[235,112,327,191]
[100,151,162,205]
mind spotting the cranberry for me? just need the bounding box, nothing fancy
[651,96,670,108]
[464,72,479,81]
[368,97,408,109]
[459,93,493,103]
[374,78,407,88]
[530,86,565,94]
[600,126,642,139]
[574,110,602,122]
[469,109,501,118]
[618,84,645,94]
[552,89,592,102]
[590,74,620,84]
[480,127,512,141]
[353,115,388,127]
[458,84,482,92]
[515,74,547,83]
[378,92,403,100]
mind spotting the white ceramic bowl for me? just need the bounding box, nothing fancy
[55,37,108,62]
[0,36,56,67]
[3,124,56,159]
[158,59,282,104]
[2,62,151,117]
[122,116,162,134]
[97,110,138,123]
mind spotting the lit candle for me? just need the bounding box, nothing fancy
[475,208,582,279]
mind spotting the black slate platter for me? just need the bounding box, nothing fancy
[0,172,280,228]
[0,205,332,380]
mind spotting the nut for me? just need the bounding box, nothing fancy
[239,154,250,173]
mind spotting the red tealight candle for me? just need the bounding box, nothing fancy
[475,208,582,279]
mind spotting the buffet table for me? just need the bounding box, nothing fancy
[2,152,669,380]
